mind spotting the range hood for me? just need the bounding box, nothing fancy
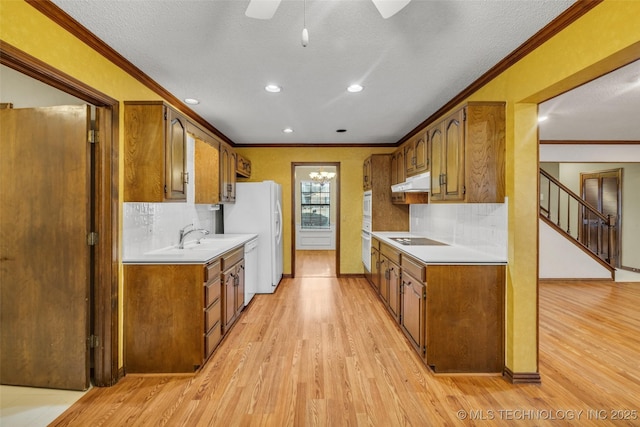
[391,172,431,193]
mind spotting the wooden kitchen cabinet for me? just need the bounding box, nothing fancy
[363,156,372,191]
[194,137,220,204]
[124,101,188,202]
[124,263,217,373]
[363,154,409,231]
[380,243,401,321]
[220,142,237,203]
[221,247,244,334]
[368,238,381,293]
[426,265,505,373]
[236,152,252,178]
[390,147,406,204]
[430,102,505,203]
[400,255,427,356]
[405,131,429,177]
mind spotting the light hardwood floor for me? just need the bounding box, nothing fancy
[295,250,336,277]
[48,275,640,426]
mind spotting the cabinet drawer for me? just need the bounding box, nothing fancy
[205,260,221,283]
[205,278,221,308]
[205,321,221,359]
[205,299,221,333]
[221,247,243,269]
[402,255,426,282]
[380,243,401,264]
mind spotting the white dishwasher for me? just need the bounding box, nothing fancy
[244,238,259,306]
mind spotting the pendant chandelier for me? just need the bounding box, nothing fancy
[309,169,335,184]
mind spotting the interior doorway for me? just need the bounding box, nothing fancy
[1,46,119,388]
[291,163,340,278]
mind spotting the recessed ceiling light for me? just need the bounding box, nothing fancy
[347,84,364,93]
[265,84,282,93]
[336,129,347,133]
[184,98,200,105]
[283,128,294,133]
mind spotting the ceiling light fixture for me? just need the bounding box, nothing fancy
[283,127,294,133]
[301,0,309,47]
[265,84,281,93]
[538,115,549,123]
[347,84,364,93]
[184,98,200,105]
[336,129,347,133]
[309,168,335,184]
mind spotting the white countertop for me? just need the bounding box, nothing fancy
[372,232,507,265]
[123,233,258,264]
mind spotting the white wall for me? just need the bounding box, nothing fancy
[539,220,611,279]
[409,201,508,260]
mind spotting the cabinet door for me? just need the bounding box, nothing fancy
[220,144,231,202]
[401,275,425,354]
[414,132,429,174]
[195,138,220,204]
[387,260,400,320]
[235,261,245,313]
[404,138,416,176]
[222,268,236,331]
[443,109,465,201]
[166,107,187,200]
[391,149,406,203]
[379,256,389,303]
[429,124,444,200]
[228,150,237,202]
[369,247,381,292]
[363,157,372,190]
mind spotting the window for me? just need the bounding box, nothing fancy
[301,181,331,229]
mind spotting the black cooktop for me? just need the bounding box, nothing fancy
[389,237,449,246]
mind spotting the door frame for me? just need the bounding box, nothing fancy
[579,168,622,267]
[1,41,120,386]
[291,162,341,278]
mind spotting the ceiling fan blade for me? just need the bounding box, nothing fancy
[371,0,411,19]
[245,0,282,20]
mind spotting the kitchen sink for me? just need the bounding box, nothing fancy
[389,237,449,246]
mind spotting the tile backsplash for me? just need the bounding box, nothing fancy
[410,199,507,259]
[123,134,220,258]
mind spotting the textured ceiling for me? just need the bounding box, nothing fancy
[51,0,577,145]
[539,59,640,141]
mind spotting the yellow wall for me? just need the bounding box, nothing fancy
[2,0,639,375]
[236,146,393,274]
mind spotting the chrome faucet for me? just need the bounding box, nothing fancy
[178,224,210,249]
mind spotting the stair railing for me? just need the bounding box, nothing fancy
[539,169,615,265]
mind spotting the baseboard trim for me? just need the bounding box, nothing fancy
[338,273,366,278]
[504,367,541,384]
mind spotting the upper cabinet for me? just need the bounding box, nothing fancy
[363,156,372,191]
[430,102,505,203]
[124,101,187,202]
[236,153,251,178]
[194,137,220,205]
[405,131,429,177]
[220,142,236,203]
[390,148,405,204]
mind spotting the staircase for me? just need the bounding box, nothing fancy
[539,169,616,277]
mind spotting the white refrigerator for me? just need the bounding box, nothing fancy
[223,181,284,294]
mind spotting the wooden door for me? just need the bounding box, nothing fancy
[444,109,465,201]
[387,260,400,321]
[429,124,444,200]
[166,107,187,200]
[580,169,621,267]
[1,105,91,390]
[414,132,429,174]
[404,137,416,175]
[235,261,245,313]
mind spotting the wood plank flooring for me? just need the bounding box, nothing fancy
[51,275,640,426]
[295,250,336,277]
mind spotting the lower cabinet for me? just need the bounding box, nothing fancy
[365,245,505,374]
[400,255,426,356]
[221,247,245,334]
[124,246,245,373]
